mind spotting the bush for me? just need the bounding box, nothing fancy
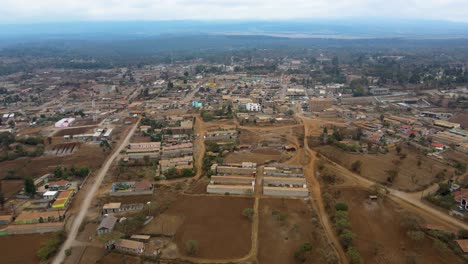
[294,243,312,262]
[346,247,362,264]
[36,232,66,261]
[351,160,362,173]
[335,202,348,211]
[186,240,199,255]
[340,229,355,249]
[242,208,254,220]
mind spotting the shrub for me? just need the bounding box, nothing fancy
[335,202,348,211]
[294,243,312,262]
[242,208,254,220]
[351,160,362,173]
[346,247,362,264]
[340,229,355,249]
[186,240,199,255]
[36,232,66,261]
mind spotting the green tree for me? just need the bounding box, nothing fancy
[346,247,362,264]
[351,160,362,173]
[335,202,348,211]
[24,177,36,197]
[340,229,355,249]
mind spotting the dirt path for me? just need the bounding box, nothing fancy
[53,118,140,264]
[193,115,206,180]
[300,114,349,264]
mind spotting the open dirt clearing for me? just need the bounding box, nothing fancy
[0,144,106,179]
[0,234,49,264]
[336,186,464,264]
[258,198,338,264]
[166,195,254,259]
[316,144,455,191]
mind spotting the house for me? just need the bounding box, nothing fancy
[102,203,122,214]
[114,239,145,254]
[43,191,58,201]
[455,240,468,256]
[431,142,445,151]
[97,215,118,235]
[0,215,13,225]
[51,190,74,209]
[14,211,63,224]
[453,188,468,209]
[47,180,70,191]
[246,103,261,112]
[133,180,153,192]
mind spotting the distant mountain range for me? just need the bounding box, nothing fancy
[1,19,468,41]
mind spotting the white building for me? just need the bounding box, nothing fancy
[246,103,261,112]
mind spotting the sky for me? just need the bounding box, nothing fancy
[1,0,468,24]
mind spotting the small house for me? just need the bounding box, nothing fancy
[97,215,118,235]
[114,239,145,254]
[43,191,58,201]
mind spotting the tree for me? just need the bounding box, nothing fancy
[24,177,36,197]
[186,240,199,255]
[458,229,468,239]
[335,202,348,211]
[396,144,402,154]
[346,247,362,264]
[242,208,254,221]
[340,229,355,249]
[351,160,362,173]
[294,243,312,262]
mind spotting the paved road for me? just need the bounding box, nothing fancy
[53,119,140,264]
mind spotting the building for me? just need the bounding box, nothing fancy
[434,120,461,129]
[453,188,468,210]
[207,184,255,195]
[47,180,70,191]
[262,164,308,197]
[110,180,154,196]
[162,143,193,158]
[246,103,261,112]
[54,118,75,128]
[102,203,122,214]
[127,142,161,160]
[14,211,63,224]
[455,240,468,256]
[52,189,74,209]
[0,215,13,225]
[114,239,145,254]
[43,191,58,201]
[159,156,193,172]
[212,162,257,176]
[96,215,118,235]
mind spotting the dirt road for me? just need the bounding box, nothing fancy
[300,114,349,264]
[53,118,140,264]
[193,116,206,179]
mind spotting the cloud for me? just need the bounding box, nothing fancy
[0,0,467,23]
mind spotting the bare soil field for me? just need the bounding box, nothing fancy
[315,144,455,191]
[335,187,464,264]
[258,198,337,264]
[450,112,468,129]
[131,134,152,143]
[0,234,49,263]
[0,144,107,179]
[162,195,254,259]
[73,119,102,126]
[54,126,97,136]
[224,149,285,165]
[97,252,140,264]
[0,179,23,199]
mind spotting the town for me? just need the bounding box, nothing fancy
[0,47,467,264]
